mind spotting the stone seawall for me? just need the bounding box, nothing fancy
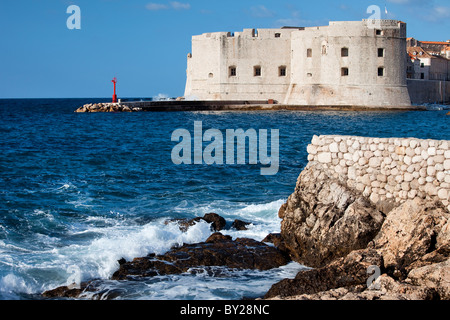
[307,135,450,212]
[407,79,450,105]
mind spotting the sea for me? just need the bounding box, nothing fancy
[0,98,448,300]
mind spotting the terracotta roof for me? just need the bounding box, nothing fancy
[407,46,433,59]
[408,53,418,60]
[420,41,449,45]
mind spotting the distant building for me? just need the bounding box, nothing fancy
[407,38,450,56]
[184,20,411,108]
[406,52,421,79]
[444,46,450,59]
[407,46,450,81]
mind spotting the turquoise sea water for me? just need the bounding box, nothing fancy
[0,99,448,300]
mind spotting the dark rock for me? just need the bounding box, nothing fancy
[203,213,226,231]
[112,233,290,281]
[165,213,227,232]
[262,233,290,257]
[43,285,85,299]
[264,249,382,299]
[232,219,251,230]
[206,232,232,243]
[43,280,123,300]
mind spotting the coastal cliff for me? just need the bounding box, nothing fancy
[42,135,449,300]
[266,135,450,300]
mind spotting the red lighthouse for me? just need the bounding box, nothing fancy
[112,77,118,103]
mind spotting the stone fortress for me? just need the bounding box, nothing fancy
[184,20,449,108]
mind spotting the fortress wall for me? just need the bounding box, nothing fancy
[185,20,415,107]
[185,28,294,101]
[285,21,411,106]
[306,135,450,211]
[407,79,450,104]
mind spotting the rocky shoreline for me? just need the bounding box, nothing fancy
[43,214,291,299]
[43,136,449,300]
[265,163,449,300]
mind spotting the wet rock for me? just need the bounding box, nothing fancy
[42,231,291,299]
[202,213,226,231]
[232,219,251,230]
[43,281,123,300]
[264,249,382,299]
[112,233,291,281]
[43,285,85,299]
[206,232,232,243]
[262,233,290,256]
[166,213,226,232]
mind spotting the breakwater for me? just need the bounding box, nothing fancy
[74,101,425,113]
[307,135,450,211]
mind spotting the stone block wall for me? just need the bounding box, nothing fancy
[307,135,450,211]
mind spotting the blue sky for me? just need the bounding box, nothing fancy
[0,0,449,99]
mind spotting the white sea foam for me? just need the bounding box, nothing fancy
[0,274,32,295]
[0,199,295,299]
[49,218,213,282]
[192,199,286,241]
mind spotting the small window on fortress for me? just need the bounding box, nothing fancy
[307,49,312,58]
[376,30,382,35]
[378,48,385,57]
[341,48,349,57]
[254,66,261,77]
[275,33,281,38]
[341,68,349,76]
[378,67,385,77]
[279,66,286,77]
[229,67,236,77]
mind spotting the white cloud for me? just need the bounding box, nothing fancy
[433,6,450,17]
[170,1,191,10]
[250,5,275,18]
[146,3,169,11]
[145,2,191,11]
[387,0,412,4]
[425,6,450,21]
